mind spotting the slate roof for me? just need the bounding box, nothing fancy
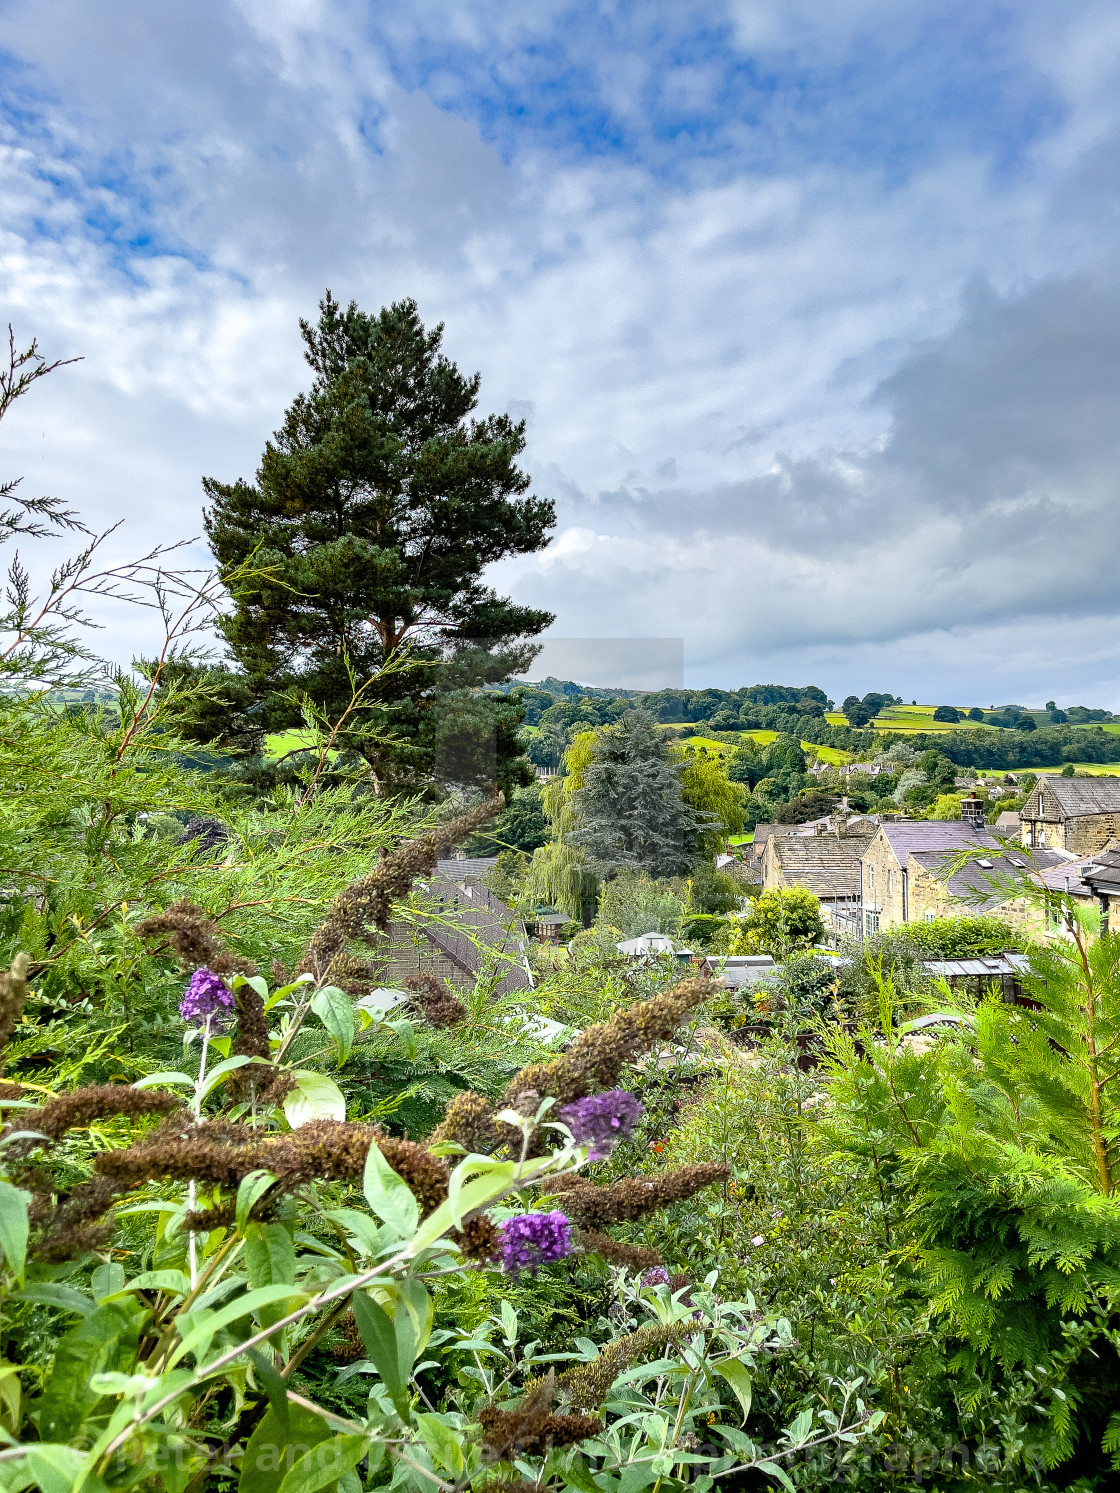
[769,832,874,900]
[782,867,864,899]
[878,821,997,869]
[412,873,531,993]
[1037,856,1098,898]
[909,846,1066,911]
[1031,776,1120,818]
[1080,843,1120,896]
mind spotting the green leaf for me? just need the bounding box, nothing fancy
[414,1413,465,1476]
[563,1462,607,1493]
[786,1408,813,1445]
[91,1262,126,1303]
[278,1433,370,1493]
[246,1347,289,1436]
[233,974,270,999]
[239,1404,332,1493]
[198,1054,254,1101]
[283,1070,346,1128]
[37,1298,146,1442]
[311,985,355,1068]
[351,1292,410,1417]
[171,1284,306,1366]
[714,1359,753,1423]
[132,1071,195,1089]
[135,1269,192,1295]
[245,1223,298,1329]
[363,1142,419,1239]
[10,1282,94,1316]
[756,1463,796,1492]
[324,1207,388,1258]
[19,1444,91,1493]
[237,1170,278,1234]
[499,1300,518,1345]
[448,1157,516,1229]
[0,1183,30,1284]
[410,1154,554,1255]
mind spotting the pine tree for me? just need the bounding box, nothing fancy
[188,294,555,791]
[568,711,709,878]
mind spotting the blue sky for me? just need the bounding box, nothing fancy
[2,0,1120,703]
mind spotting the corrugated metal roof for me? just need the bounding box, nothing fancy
[436,857,498,881]
[923,954,1030,978]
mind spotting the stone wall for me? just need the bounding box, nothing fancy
[1021,810,1120,854]
[861,829,907,929]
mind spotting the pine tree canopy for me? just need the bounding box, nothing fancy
[568,711,711,878]
[192,293,555,789]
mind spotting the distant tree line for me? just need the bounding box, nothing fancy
[897,725,1120,768]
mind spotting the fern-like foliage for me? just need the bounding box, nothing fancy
[822,915,1120,1471]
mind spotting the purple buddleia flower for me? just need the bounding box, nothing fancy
[179,967,234,1028]
[498,1211,573,1276]
[559,1089,644,1160]
[642,1266,670,1287]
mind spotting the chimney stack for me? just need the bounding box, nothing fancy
[960,791,985,828]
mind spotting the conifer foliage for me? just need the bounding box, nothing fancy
[196,294,556,787]
[824,909,1120,1474]
[568,711,710,877]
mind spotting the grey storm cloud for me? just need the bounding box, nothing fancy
[510,265,1120,671]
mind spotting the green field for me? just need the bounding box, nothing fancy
[826,705,994,734]
[265,729,317,757]
[682,730,855,766]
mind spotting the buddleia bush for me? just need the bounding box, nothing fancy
[0,821,878,1493]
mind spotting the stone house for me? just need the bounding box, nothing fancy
[859,821,1064,934]
[372,862,532,995]
[762,829,875,931]
[1001,843,1120,941]
[1020,777,1120,853]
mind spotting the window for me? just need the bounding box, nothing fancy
[1038,830,1047,847]
[864,911,881,937]
[924,911,936,922]
[888,868,895,895]
[1023,828,1033,847]
[868,865,875,894]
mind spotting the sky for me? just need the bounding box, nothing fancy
[2,1,1120,705]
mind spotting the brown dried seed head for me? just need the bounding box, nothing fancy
[431,1090,503,1154]
[552,1321,692,1409]
[12,1084,184,1149]
[478,1377,601,1459]
[134,899,257,977]
[297,797,503,980]
[503,974,718,1107]
[550,1163,730,1229]
[403,973,468,1029]
[577,1230,663,1271]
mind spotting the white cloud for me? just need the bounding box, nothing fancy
[1,0,1120,700]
